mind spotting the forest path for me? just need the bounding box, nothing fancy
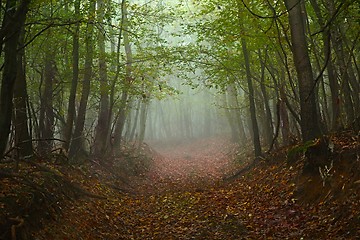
[134,137,239,194]
[34,137,257,240]
[32,135,359,239]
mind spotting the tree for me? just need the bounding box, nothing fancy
[240,36,262,157]
[13,26,33,159]
[63,0,81,151]
[284,0,321,142]
[0,0,31,158]
[113,0,131,155]
[69,0,96,160]
[93,0,111,157]
[258,49,274,147]
[309,0,340,131]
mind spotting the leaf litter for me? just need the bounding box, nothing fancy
[2,134,358,239]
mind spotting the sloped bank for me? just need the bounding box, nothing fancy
[0,142,156,240]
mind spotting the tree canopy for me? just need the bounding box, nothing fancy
[0,0,358,166]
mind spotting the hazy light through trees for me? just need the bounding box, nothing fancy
[121,0,237,149]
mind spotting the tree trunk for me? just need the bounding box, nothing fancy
[227,84,247,143]
[113,0,132,154]
[222,92,239,142]
[129,99,141,142]
[241,37,262,158]
[113,92,128,154]
[69,0,95,160]
[0,0,30,158]
[279,85,290,144]
[332,28,355,127]
[258,50,274,147]
[326,0,355,127]
[63,0,80,151]
[93,0,110,157]
[39,49,56,154]
[137,99,149,149]
[309,0,340,130]
[347,63,359,120]
[158,102,171,140]
[13,26,33,159]
[284,0,321,142]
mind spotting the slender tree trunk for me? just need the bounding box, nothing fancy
[123,102,133,141]
[113,0,132,154]
[184,103,193,139]
[303,3,327,134]
[326,0,355,127]
[234,92,247,143]
[347,63,360,119]
[158,102,171,140]
[284,0,321,142]
[272,51,302,127]
[258,50,274,146]
[264,52,292,145]
[309,0,338,130]
[13,26,33,159]
[228,84,247,143]
[222,92,239,142]
[69,0,95,160]
[129,99,141,142]
[38,48,56,154]
[241,37,262,158]
[137,100,149,148]
[332,28,355,127]
[307,0,342,130]
[94,0,110,157]
[235,0,261,157]
[279,85,290,144]
[113,92,128,154]
[64,0,80,151]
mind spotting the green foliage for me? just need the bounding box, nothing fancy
[3,0,358,154]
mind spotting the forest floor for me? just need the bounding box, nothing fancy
[1,133,359,239]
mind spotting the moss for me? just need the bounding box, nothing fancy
[287,139,319,163]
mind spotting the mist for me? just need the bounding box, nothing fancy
[1,0,359,238]
[130,85,230,144]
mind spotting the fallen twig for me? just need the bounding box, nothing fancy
[223,162,256,181]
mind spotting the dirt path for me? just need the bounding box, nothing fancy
[32,136,360,239]
[135,137,238,193]
[33,137,249,239]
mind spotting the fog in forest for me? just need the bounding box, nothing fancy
[130,81,231,147]
[1,0,359,238]
[115,0,245,152]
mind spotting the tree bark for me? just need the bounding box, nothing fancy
[93,0,110,157]
[227,84,247,143]
[39,49,56,154]
[279,85,290,144]
[284,0,321,142]
[69,0,95,160]
[13,26,33,159]
[241,37,262,158]
[0,0,31,158]
[326,0,355,127]
[258,50,274,147]
[113,0,132,154]
[137,99,149,149]
[64,0,80,151]
[309,0,341,130]
[113,92,128,154]
[222,92,239,142]
[129,99,141,142]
